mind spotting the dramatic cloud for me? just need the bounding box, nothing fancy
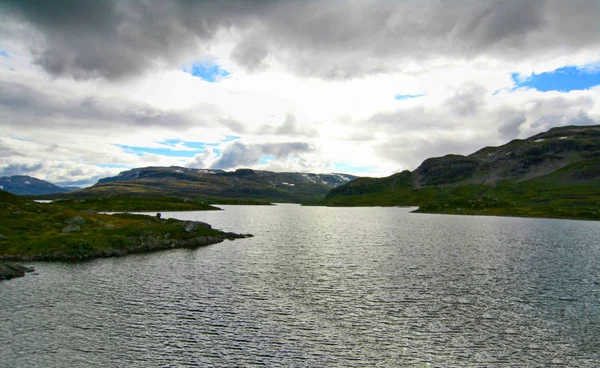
[210,142,313,170]
[2,1,600,80]
[0,0,270,79]
[0,79,204,130]
[0,1,599,185]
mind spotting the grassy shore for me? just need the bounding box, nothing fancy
[49,195,222,212]
[0,190,251,262]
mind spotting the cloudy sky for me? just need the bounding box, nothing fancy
[1,0,600,187]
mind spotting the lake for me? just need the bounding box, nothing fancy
[2,205,599,366]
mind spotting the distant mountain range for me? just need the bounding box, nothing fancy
[58,167,357,203]
[326,125,600,220]
[0,175,80,196]
[5,124,600,220]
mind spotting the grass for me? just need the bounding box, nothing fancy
[0,191,235,260]
[325,160,600,221]
[52,195,222,212]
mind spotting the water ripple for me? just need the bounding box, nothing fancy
[1,205,600,366]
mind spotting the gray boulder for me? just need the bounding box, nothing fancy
[68,215,86,225]
[0,263,35,280]
[184,222,198,233]
[62,224,81,233]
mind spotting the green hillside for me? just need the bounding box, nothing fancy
[44,168,357,204]
[325,125,600,221]
[0,190,248,261]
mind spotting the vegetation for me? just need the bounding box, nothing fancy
[51,195,222,212]
[40,167,356,204]
[0,190,248,261]
[325,125,600,221]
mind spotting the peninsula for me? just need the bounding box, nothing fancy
[0,190,251,280]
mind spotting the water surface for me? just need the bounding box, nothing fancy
[2,205,599,366]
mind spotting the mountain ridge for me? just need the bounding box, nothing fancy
[0,175,80,196]
[51,167,358,204]
[326,125,600,220]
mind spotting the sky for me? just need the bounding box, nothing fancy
[1,0,600,187]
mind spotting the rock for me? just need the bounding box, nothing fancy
[68,215,86,225]
[197,221,212,229]
[104,224,116,229]
[0,263,34,280]
[223,232,254,240]
[184,222,198,233]
[0,233,6,240]
[62,224,81,233]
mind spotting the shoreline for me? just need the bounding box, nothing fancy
[0,230,252,282]
[0,231,252,263]
[321,203,599,222]
[0,263,35,280]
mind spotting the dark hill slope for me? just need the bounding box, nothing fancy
[0,175,78,195]
[326,125,600,220]
[58,167,357,203]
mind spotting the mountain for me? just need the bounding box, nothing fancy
[97,167,225,184]
[60,166,357,203]
[326,125,600,220]
[0,175,79,196]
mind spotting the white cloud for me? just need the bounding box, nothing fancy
[0,0,599,184]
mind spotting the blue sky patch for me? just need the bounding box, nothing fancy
[511,65,600,92]
[395,93,426,101]
[183,60,230,82]
[0,49,9,58]
[223,135,241,142]
[115,138,234,158]
[259,155,275,164]
[160,139,219,150]
[116,144,200,157]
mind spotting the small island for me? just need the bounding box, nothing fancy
[0,191,252,280]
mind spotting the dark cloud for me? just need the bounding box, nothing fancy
[210,141,312,170]
[0,79,208,130]
[0,0,273,79]
[220,117,247,134]
[444,83,487,116]
[256,114,317,137]
[231,33,270,72]
[0,162,43,176]
[274,114,317,137]
[1,0,598,80]
[498,113,526,140]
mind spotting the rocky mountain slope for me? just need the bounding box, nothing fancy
[0,175,79,195]
[326,125,600,220]
[58,167,357,203]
